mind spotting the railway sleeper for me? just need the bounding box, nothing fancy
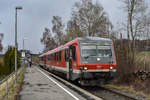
[77,79,105,86]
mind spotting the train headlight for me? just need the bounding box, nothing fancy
[97,58,101,61]
[84,67,88,70]
[110,66,113,70]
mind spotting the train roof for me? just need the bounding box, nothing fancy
[76,37,112,42]
[39,37,112,57]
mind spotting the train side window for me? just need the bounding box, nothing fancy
[65,49,69,61]
[48,55,51,61]
[56,53,59,61]
[43,56,45,61]
[72,46,76,61]
[59,51,61,61]
[54,53,56,61]
[40,57,42,61]
[52,54,54,61]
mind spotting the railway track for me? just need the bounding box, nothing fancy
[84,86,146,100]
[100,86,145,100]
[38,65,145,100]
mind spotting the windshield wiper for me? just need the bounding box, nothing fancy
[83,54,96,59]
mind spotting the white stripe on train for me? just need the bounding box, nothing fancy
[39,64,116,73]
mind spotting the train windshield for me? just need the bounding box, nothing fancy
[81,45,112,58]
[79,42,114,64]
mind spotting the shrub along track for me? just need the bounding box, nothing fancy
[39,65,145,100]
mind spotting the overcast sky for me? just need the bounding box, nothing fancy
[0,0,149,54]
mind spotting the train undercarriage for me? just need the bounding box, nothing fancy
[72,71,116,86]
[40,64,116,86]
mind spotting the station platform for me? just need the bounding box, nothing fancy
[19,65,88,100]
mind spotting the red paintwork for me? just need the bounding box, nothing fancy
[39,38,116,72]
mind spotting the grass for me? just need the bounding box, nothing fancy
[135,51,150,72]
[0,67,25,100]
[107,51,150,100]
[0,57,5,81]
[0,58,4,64]
[0,75,5,81]
[105,84,150,100]
[136,51,150,62]
[8,68,25,100]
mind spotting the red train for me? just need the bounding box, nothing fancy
[39,37,116,86]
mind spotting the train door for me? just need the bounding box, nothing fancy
[65,48,70,80]
[65,45,76,80]
[69,46,73,80]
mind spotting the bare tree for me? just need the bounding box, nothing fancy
[72,0,112,37]
[41,28,57,52]
[121,0,148,63]
[136,14,150,40]
[116,0,150,76]
[52,16,64,45]
[0,21,3,52]
[0,33,4,52]
[62,19,84,43]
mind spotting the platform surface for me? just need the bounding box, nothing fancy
[19,66,88,100]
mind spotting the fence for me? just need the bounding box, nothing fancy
[0,66,25,100]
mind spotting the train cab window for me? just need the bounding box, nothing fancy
[72,46,76,61]
[70,49,72,58]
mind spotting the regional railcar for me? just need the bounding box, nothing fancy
[39,37,116,86]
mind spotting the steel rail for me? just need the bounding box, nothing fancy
[100,86,145,100]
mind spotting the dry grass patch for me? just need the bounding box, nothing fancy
[0,67,25,100]
[136,51,150,71]
[8,70,25,100]
[105,83,150,100]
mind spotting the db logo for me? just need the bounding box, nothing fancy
[97,66,101,69]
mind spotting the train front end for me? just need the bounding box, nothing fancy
[77,37,116,86]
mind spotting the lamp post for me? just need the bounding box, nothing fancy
[15,6,23,84]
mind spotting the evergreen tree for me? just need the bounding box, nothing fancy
[3,46,21,75]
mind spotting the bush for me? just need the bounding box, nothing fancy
[2,47,21,75]
[114,40,135,84]
[0,63,4,75]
